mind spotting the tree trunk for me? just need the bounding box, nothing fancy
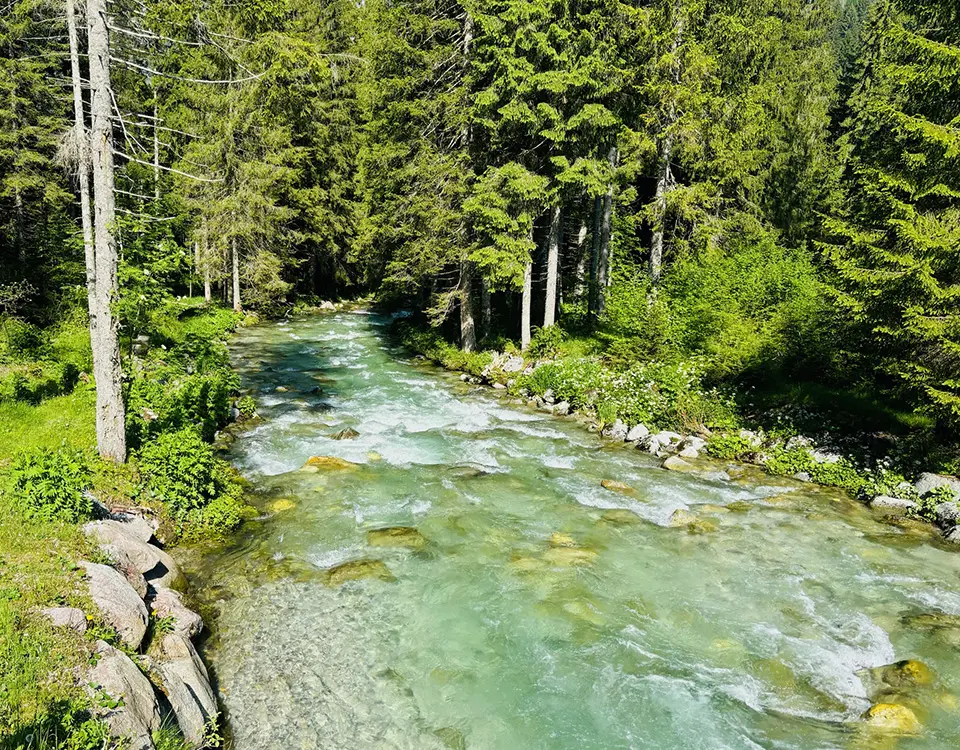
[152,100,160,201]
[202,220,212,303]
[67,0,96,340]
[459,262,476,352]
[543,204,561,328]
[573,214,588,301]
[597,146,618,315]
[521,224,533,349]
[588,195,602,322]
[87,0,125,462]
[480,276,491,340]
[231,237,241,312]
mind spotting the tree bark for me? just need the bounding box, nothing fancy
[87,0,125,462]
[459,261,476,352]
[67,0,96,339]
[543,204,561,328]
[231,237,241,312]
[521,224,533,349]
[588,195,602,321]
[597,146,618,315]
[480,276,491,340]
[152,99,160,201]
[573,214,588,301]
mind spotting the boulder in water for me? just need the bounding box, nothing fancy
[267,498,296,513]
[662,456,695,472]
[542,546,598,567]
[601,479,635,494]
[548,532,576,548]
[325,559,395,585]
[669,509,698,527]
[870,660,936,690]
[726,501,753,513]
[331,427,360,440]
[700,504,730,514]
[600,509,642,525]
[301,455,359,472]
[862,702,921,734]
[367,526,426,549]
[154,634,218,746]
[870,495,919,517]
[433,727,466,750]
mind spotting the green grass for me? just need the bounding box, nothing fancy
[0,385,96,463]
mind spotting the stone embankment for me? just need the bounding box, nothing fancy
[41,512,216,749]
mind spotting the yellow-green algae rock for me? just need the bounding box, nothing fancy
[324,559,394,586]
[599,509,642,525]
[301,455,359,472]
[542,546,598,567]
[367,526,426,549]
[549,532,577,548]
[600,479,635,494]
[862,703,922,734]
[669,509,698,527]
[267,498,296,513]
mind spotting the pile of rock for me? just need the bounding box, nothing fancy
[868,472,960,544]
[43,514,216,750]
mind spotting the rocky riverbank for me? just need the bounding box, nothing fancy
[42,509,217,749]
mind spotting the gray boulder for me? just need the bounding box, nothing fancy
[97,543,148,598]
[652,431,683,449]
[87,641,160,750]
[935,502,960,528]
[678,446,700,459]
[81,562,148,650]
[149,587,203,639]
[870,496,919,517]
[680,436,707,452]
[626,423,649,442]
[914,472,960,497]
[40,606,87,634]
[502,355,525,373]
[605,419,628,441]
[662,456,695,472]
[553,400,570,416]
[945,527,960,545]
[155,634,218,746]
[543,388,556,404]
[85,520,183,590]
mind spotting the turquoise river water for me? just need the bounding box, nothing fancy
[185,311,960,749]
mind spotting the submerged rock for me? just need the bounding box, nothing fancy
[367,526,426,549]
[301,455,359,472]
[726,501,753,513]
[542,546,598,567]
[267,498,297,513]
[87,641,160,750]
[662,456,695,472]
[600,509,642,525]
[331,427,360,440]
[668,509,698,527]
[870,660,936,690]
[433,727,467,750]
[862,702,921,734]
[600,479,635,494]
[548,532,576,548]
[325,559,395,585]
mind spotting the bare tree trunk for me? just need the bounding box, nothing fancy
[480,276,491,340]
[543,204,561,328]
[190,240,198,297]
[231,237,241,312]
[573,216,588,300]
[67,0,96,340]
[459,262,476,352]
[588,195,602,322]
[87,0,125,462]
[152,100,160,201]
[521,225,533,350]
[202,220,212,303]
[651,2,683,285]
[597,146,618,316]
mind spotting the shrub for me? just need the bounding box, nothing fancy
[706,433,755,460]
[528,325,566,359]
[765,447,816,477]
[808,458,865,493]
[7,448,92,523]
[0,362,80,405]
[137,429,244,537]
[237,396,257,420]
[517,357,610,410]
[0,317,43,360]
[913,485,959,523]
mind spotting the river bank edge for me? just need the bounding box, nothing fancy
[384,315,960,549]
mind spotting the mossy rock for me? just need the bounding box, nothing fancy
[433,727,466,750]
[726,501,753,513]
[601,479,635,494]
[561,599,606,626]
[324,559,394,586]
[542,546,598,567]
[267,498,296,513]
[331,427,360,440]
[301,455,359,472]
[902,612,960,632]
[700,504,730,514]
[876,660,935,689]
[367,526,426,549]
[548,532,576,548]
[669,509,698,527]
[861,703,921,734]
[662,456,695,472]
[509,555,544,573]
[599,509,642,526]
[687,519,718,535]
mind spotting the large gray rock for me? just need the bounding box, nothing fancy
[81,562,148,650]
[97,543,148,598]
[914,472,960,497]
[626,423,649,442]
[652,430,683,447]
[502,355,525,373]
[870,496,919,517]
[935,502,960,528]
[149,586,203,639]
[87,641,160,750]
[553,400,570,416]
[605,419,628,441]
[945,527,960,545]
[680,436,707,452]
[155,634,218,746]
[40,606,87,634]
[85,520,183,590]
[662,456,695,472]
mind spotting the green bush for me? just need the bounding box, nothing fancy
[7,448,92,523]
[137,429,244,537]
[765,447,816,477]
[528,325,566,359]
[0,318,43,360]
[399,325,492,376]
[913,485,959,523]
[706,433,755,460]
[237,395,257,420]
[517,357,610,410]
[808,458,865,492]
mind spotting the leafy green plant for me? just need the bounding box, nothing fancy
[765,447,815,477]
[913,485,959,523]
[528,325,566,359]
[237,395,257,420]
[7,448,92,523]
[705,433,754,460]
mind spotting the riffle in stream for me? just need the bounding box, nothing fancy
[184,311,960,749]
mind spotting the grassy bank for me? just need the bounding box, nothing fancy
[0,300,251,749]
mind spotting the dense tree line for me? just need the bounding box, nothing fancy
[1,0,959,454]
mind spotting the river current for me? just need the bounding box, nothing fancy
[186,311,960,749]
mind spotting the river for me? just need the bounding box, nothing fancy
[185,310,960,749]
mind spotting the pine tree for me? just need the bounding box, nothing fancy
[824,0,960,427]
